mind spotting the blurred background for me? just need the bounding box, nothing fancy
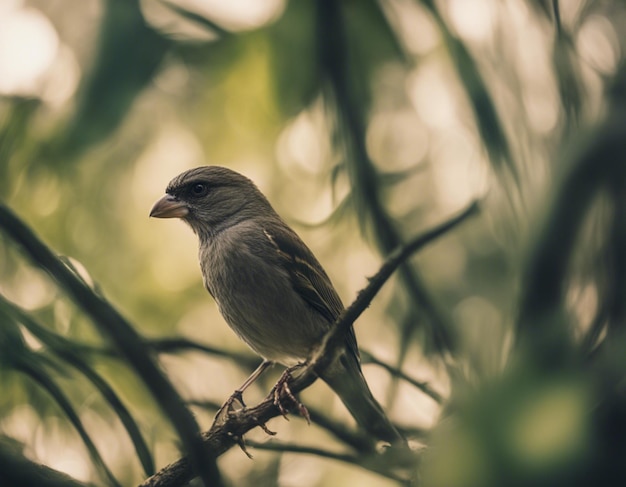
[1,0,625,485]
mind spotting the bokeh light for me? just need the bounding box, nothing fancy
[1,0,625,485]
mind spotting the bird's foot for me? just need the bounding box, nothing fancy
[272,365,311,424]
[214,389,247,425]
[232,434,253,459]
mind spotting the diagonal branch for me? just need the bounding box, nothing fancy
[188,397,379,453]
[360,350,444,404]
[312,201,479,371]
[139,200,480,487]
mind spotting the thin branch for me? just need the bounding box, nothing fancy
[148,337,259,369]
[0,203,223,487]
[154,340,444,404]
[130,338,444,421]
[0,436,93,487]
[139,200,479,487]
[63,335,259,372]
[244,439,356,463]
[306,406,377,452]
[188,397,378,453]
[186,399,223,411]
[360,350,444,404]
[244,440,410,485]
[158,339,444,422]
[312,201,480,370]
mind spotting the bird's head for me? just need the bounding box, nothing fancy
[150,166,272,238]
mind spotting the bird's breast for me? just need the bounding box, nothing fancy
[199,231,327,364]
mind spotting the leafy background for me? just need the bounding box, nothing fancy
[0,0,625,485]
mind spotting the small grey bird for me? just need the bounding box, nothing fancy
[150,166,403,444]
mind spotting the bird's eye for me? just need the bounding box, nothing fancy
[190,183,208,197]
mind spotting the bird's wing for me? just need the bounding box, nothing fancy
[262,222,360,360]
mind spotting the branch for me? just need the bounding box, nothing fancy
[244,440,410,485]
[140,200,480,487]
[188,397,379,453]
[0,436,93,487]
[0,203,223,487]
[147,337,259,369]
[306,405,377,452]
[360,350,444,404]
[244,439,356,464]
[312,201,480,370]
[60,335,259,373]
[154,340,444,405]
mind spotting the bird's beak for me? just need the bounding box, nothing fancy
[149,194,189,219]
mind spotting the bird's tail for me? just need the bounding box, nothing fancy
[320,352,404,445]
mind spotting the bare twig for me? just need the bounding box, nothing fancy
[306,406,377,452]
[244,439,410,485]
[244,439,356,463]
[64,335,259,372]
[361,350,444,404]
[312,201,480,370]
[148,337,260,369]
[186,399,223,411]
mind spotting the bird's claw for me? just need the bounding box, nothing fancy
[230,390,246,409]
[234,435,254,459]
[256,418,277,436]
[214,389,247,424]
[272,367,311,424]
[215,389,277,437]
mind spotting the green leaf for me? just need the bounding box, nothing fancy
[52,0,170,160]
[0,295,155,476]
[15,358,121,486]
[421,0,518,182]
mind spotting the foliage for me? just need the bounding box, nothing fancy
[0,0,625,485]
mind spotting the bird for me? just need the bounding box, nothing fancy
[150,166,404,445]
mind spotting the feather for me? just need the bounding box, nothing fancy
[262,223,360,361]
